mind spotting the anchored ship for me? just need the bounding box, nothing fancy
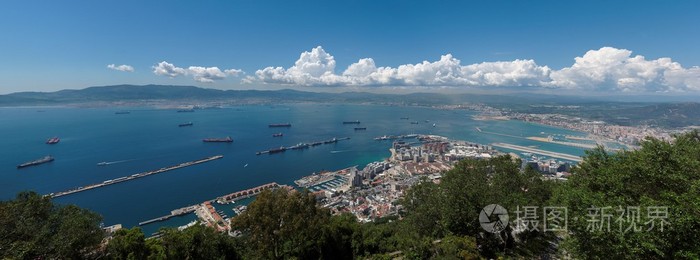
[17,156,54,169]
[269,123,292,127]
[46,137,60,144]
[178,122,193,127]
[272,133,284,137]
[342,120,360,124]
[202,136,233,143]
[115,111,130,114]
[354,127,367,131]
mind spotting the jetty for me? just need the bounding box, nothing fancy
[215,182,279,204]
[47,155,224,198]
[256,137,350,155]
[139,205,199,226]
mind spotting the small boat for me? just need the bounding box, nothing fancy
[46,137,60,144]
[432,123,436,127]
[178,122,193,127]
[244,164,248,168]
[272,133,283,137]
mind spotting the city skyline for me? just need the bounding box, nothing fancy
[1,0,699,94]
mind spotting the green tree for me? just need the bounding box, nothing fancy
[157,224,240,260]
[0,191,104,259]
[553,131,700,259]
[231,188,329,259]
[106,227,148,259]
[402,155,555,258]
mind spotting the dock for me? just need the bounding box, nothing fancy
[139,205,199,226]
[138,182,283,228]
[256,137,350,155]
[48,155,224,198]
[215,182,279,204]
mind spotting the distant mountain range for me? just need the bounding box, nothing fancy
[0,84,602,106]
[2,84,699,128]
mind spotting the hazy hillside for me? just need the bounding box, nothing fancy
[2,84,700,128]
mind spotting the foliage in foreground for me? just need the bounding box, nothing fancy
[0,191,104,259]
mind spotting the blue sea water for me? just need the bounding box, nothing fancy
[0,104,587,234]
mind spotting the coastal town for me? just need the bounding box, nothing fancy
[435,103,681,147]
[117,133,576,237]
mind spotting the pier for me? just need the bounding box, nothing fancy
[139,205,199,226]
[48,155,224,198]
[138,182,282,228]
[491,143,582,162]
[215,182,279,204]
[256,137,350,155]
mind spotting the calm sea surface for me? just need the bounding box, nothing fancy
[0,104,588,234]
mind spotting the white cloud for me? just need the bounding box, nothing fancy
[224,69,243,77]
[107,64,134,72]
[152,61,243,83]
[248,46,700,92]
[153,61,187,78]
[251,46,552,87]
[549,47,700,92]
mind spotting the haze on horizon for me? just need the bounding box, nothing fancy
[0,0,698,95]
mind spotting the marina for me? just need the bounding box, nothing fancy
[47,155,224,198]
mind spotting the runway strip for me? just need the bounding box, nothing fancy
[491,143,583,162]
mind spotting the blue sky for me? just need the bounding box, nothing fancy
[0,0,699,94]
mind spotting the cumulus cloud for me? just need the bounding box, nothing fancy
[153,61,187,78]
[107,64,134,72]
[251,46,552,87]
[152,61,243,83]
[549,47,700,92]
[248,46,700,92]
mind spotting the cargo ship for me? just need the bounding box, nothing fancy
[342,120,360,124]
[178,122,193,127]
[269,123,292,127]
[177,109,195,113]
[323,138,338,144]
[46,137,60,144]
[17,155,54,169]
[202,136,233,143]
[272,133,284,137]
[354,127,367,131]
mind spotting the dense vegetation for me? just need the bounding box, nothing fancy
[2,131,699,259]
